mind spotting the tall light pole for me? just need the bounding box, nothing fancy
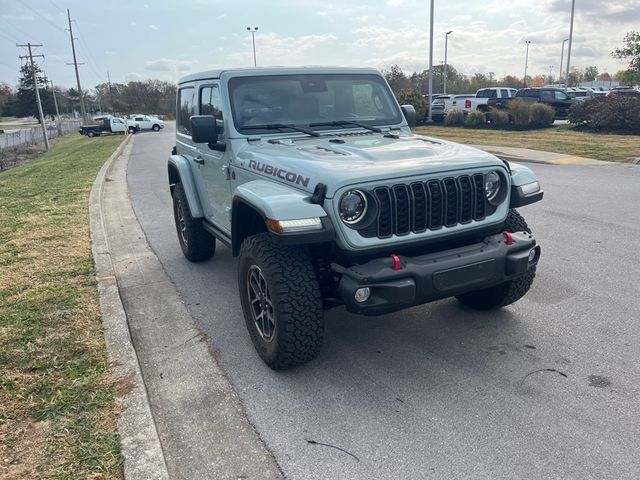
[559,38,569,85]
[427,0,434,122]
[565,0,576,87]
[443,30,453,94]
[523,40,531,87]
[246,27,258,67]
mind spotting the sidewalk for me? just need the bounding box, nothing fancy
[471,144,610,165]
[90,137,282,479]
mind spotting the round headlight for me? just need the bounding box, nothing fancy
[484,171,501,203]
[339,190,368,225]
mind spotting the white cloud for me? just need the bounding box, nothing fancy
[145,58,200,73]
[216,13,226,19]
[386,0,405,6]
[149,24,159,31]
[130,21,137,26]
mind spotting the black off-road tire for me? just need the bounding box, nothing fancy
[87,130,95,138]
[152,124,160,131]
[128,127,137,134]
[238,233,324,370]
[172,182,215,262]
[455,209,536,310]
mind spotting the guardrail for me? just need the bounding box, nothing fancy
[0,120,82,151]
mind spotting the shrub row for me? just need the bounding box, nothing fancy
[444,101,555,129]
[568,96,640,132]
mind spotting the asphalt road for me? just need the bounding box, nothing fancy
[127,123,640,479]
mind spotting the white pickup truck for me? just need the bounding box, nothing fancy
[443,87,517,115]
[128,114,164,131]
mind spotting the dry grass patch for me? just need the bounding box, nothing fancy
[0,134,124,479]
[414,124,640,162]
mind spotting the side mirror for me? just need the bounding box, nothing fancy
[400,104,416,127]
[190,115,218,144]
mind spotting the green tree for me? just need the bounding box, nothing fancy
[383,65,411,93]
[612,31,640,86]
[15,62,55,120]
[395,88,426,120]
[584,66,599,82]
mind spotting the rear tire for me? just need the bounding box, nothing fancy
[87,131,95,138]
[128,127,136,134]
[172,182,215,262]
[238,233,324,370]
[455,209,536,310]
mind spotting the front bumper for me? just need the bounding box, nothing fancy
[338,231,540,315]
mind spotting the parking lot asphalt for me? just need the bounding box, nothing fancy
[127,123,640,479]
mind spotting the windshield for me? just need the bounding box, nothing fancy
[229,74,402,135]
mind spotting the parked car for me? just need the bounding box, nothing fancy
[427,94,451,122]
[442,88,517,115]
[79,117,139,137]
[167,66,543,369]
[607,88,640,97]
[128,114,165,131]
[514,87,576,118]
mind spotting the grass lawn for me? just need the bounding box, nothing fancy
[0,117,19,123]
[0,124,39,131]
[0,134,125,479]
[413,124,640,162]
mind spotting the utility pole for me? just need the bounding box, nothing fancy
[559,38,569,85]
[17,43,49,151]
[246,27,259,67]
[444,30,453,94]
[107,70,113,112]
[66,9,87,122]
[565,0,576,88]
[523,41,531,87]
[50,80,62,134]
[50,80,60,119]
[427,0,434,122]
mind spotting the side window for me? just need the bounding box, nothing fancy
[500,89,510,98]
[135,117,143,121]
[200,85,224,136]
[540,90,554,101]
[555,91,569,100]
[177,87,195,135]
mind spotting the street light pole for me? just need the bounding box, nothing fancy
[246,27,258,67]
[559,38,569,85]
[565,0,576,87]
[523,40,531,87]
[427,0,434,122]
[444,30,453,94]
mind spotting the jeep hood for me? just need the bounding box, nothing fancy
[235,134,506,198]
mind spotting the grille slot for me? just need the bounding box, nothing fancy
[360,174,488,239]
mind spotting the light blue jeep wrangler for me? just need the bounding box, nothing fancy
[168,67,543,369]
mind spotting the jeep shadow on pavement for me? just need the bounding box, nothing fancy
[167,67,543,370]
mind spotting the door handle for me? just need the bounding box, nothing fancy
[193,156,204,165]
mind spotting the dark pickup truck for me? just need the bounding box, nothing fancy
[79,117,138,137]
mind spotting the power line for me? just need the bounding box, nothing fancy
[22,3,66,37]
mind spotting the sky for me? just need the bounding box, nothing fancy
[0,0,637,89]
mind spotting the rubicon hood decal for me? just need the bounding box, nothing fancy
[249,160,310,187]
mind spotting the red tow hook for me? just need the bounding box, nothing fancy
[503,231,514,246]
[390,253,402,270]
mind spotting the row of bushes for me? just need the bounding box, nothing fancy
[444,101,555,129]
[568,96,640,132]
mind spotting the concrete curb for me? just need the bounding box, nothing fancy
[89,134,170,480]
[471,144,611,166]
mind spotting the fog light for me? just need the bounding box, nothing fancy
[354,287,370,303]
[528,248,537,262]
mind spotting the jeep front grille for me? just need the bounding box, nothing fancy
[359,174,487,238]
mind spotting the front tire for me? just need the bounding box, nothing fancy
[172,182,215,262]
[238,233,324,370]
[455,209,536,310]
[152,124,160,131]
[128,127,136,134]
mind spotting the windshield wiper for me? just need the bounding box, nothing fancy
[242,123,321,137]
[309,120,383,133]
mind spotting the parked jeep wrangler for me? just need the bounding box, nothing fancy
[168,67,543,370]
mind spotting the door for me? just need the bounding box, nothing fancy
[193,83,231,233]
[553,90,573,117]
